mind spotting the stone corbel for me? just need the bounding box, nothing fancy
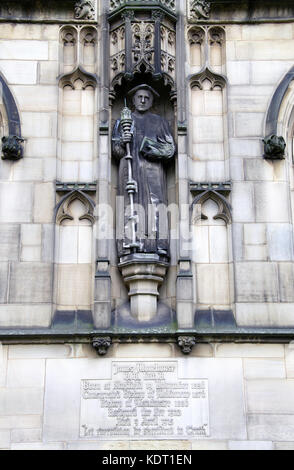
[177,336,196,354]
[92,336,112,356]
[263,134,286,160]
[1,135,24,161]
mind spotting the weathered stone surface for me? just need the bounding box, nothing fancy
[11,428,42,444]
[0,304,51,328]
[243,359,286,379]
[228,440,273,450]
[215,344,284,358]
[114,344,173,358]
[33,183,55,224]
[0,183,33,223]
[247,380,294,414]
[274,442,294,450]
[248,415,294,441]
[0,388,43,415]
[191,440,227,450]
[267,224,294,261]
[9,262,52,303]
[231,183,255,222]
[0,262,9,303]
[236,303,294,327]
[255,183,290,223]
[11,442,65,450]
[235,262,279,302]
[0,430,10,449]
[0,415,42,430]
[0,344,8,387]
[7,359,45,388]
[8,344,71,359]
[0,40,48,60]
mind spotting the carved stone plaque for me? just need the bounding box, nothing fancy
[80,361,209,440]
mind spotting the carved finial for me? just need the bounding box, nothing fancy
[74,0,95,20]
[92,336,112,356]
[263,135,286,160]
[177,336,196,355]
[1,135,24,161]
[190,0,211,20]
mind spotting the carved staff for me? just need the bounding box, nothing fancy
[120,101,140,250]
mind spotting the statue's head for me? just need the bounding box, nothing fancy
[128,84,159,114]
[133,89,153,113]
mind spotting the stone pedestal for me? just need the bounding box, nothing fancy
[118,253,169,322]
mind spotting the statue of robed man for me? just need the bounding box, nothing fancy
[112,84,175,259]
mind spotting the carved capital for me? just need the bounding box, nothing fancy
[92,336,112,356]
[190,0,211,20]
[1,135,24,161]
[177,336,196,355]
[74,0,95,20]
[121,9,135,22]
[263,135,286,160]
[152,10,165,22]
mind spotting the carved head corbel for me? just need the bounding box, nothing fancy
[1,135,24,161]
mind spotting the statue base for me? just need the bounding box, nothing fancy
[118,253,169,322]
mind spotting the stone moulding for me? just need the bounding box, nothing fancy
[265,66,294,137]
[190,182,232,224]
[58,66,98,89]
[109,0,176,13]
[189,67,227,90]
[0,75,23,154]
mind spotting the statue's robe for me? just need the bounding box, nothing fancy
[112,111,175,258]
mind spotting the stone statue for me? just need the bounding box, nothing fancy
[112,84,175,259]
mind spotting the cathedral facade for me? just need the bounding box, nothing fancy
[0,0,294,450]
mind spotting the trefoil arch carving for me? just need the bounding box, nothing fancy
[55,190,95,225]
[190,182,232,225]
[189,67,227,90]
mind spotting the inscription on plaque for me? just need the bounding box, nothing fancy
[80,361,209,439]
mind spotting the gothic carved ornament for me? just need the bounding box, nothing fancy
[74,0,95,20]
[92,337,112,356]
[177,336,197,355]
[190,182,232,225]
[110,0,176,12]
[190,0,211,20]
[1,135,24,161]
[263,135,286,160]
[55,190,95,225]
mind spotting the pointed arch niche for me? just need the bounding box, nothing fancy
[191,189,233,313]
[54,190,95,314]
[188,68,228,183]
[58,26,98,183]
[58,68,97,182]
